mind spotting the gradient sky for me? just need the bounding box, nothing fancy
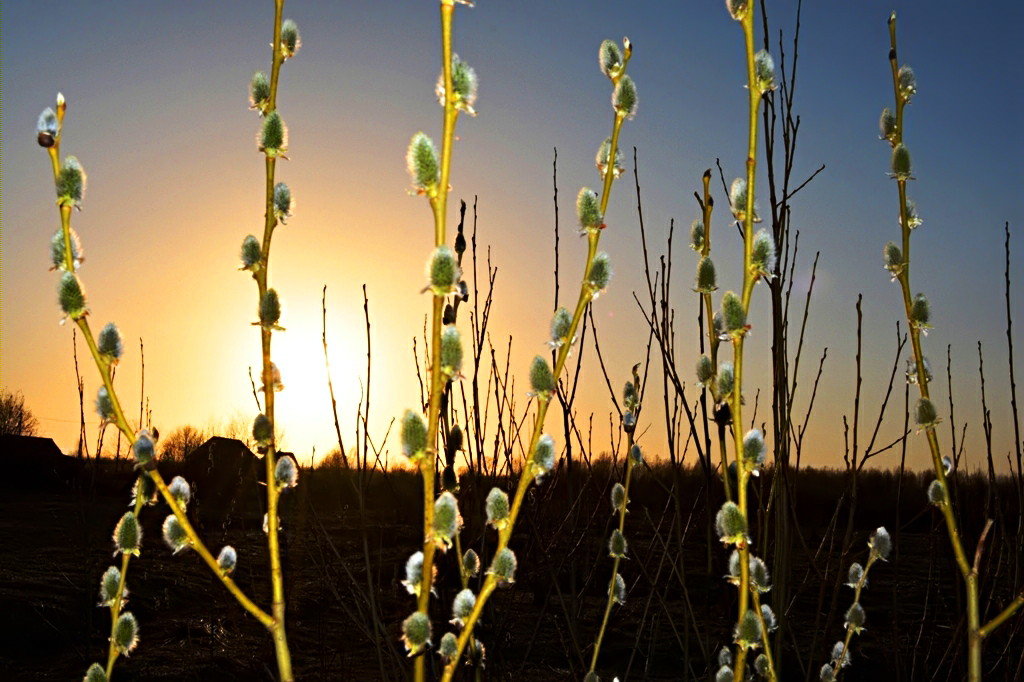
[2,1,1022,472]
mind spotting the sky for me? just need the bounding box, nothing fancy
[2,1,1022,473]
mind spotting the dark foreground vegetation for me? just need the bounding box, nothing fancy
[2,458,1021,681]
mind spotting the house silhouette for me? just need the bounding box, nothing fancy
[0,435,81,489]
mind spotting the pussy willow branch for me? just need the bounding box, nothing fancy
[732,5,767,680]
[829,554,878,681]
[415,2,460,681]
[883,14,985,682]
[695,171,732,502]
[252,1,293,678]
[103,494,144,678]
[441,60,632,682]
[587,427,636,675]
[44,119,274,682]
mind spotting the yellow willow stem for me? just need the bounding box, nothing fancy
[104,493,144,679]
[45,118,275,682]
[732,5,765,680]
[253,1,293,678]
[751,591,777,682]
[886,13,984,681]
[441,81,631,682]
[830,554,878,680]
[416,3,458,681]
[587,430,636,675]
[697,170,731,501]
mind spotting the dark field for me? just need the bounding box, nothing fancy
[2,459,1022,681]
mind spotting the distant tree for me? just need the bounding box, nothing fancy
[0,389,40,437]
[160,424,208,462]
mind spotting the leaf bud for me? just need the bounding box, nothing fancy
[162,514,189,554]
[401,611,431,656]
[690,219,705,251]
[751,230,777,278]
[437,54,478,115]
[439,632,458,659]
[50,228,83,271]
[440,324,463,376]
[56,156,86,207]
[879,107,896,141]
[726,0,748,20]
[532,434,556,480]
[696,355,715,386]
[750,555,771,592]
[451,588,475,626]
[576,188,603,232]
[275,454,299,489]
[217,546,237,574]
[401,410,428,461]
[612,74,638,119]
[280,19,301,59]
[485,486,510,529]
[735,608,762,649]
[761,604,778,632]
[529,355,556,397]
[273,182,293,223]
[846,562,864,588]
[611,482,627,513]
[84,663,108,682]
[433,492,460,551]
[831,641,850,667]
[897,65,916,100]
[37,107,58,147]
[168,476,191,508]
[253,413,273,445]
[754,50,775,93]
[721,291,747,336]
[927,479,947,506]
[407,132,439,192]
[716,501,747,545]
[489,547,517,584]
[629,443,643,465]
[695,256,718,293]
[883,241,903,278]
[250,72,271,113]
[596,136,623,179]
[743,428,767,470]
[550,306,573,348]
[259,289,282,329]
[716,666,734,682]
[909,293,930,331]
[610,573,627,605]
[717,362,735,398]
[890,143,912,180]
[587,252,613,296]
[845,602,866,633]
[100,566,122,607]
[819,664,837,681]
[95,387,115,423]
[113,612,139,655]
[599,39,624,79]
[755,654,770,677]
[59,272,88,320]
[427,245,460,294]
[97,323,124,364]
[241,235,262,271]
[609,528,627,558]
[462,548,480,577]
[915,397,938,429]
[114,511,141,556]
[259,111,288,157]
[869,526,891,561]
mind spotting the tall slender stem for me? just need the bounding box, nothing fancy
[415,3,459,681]
[441,71,632,681]
[731,5,765,679]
